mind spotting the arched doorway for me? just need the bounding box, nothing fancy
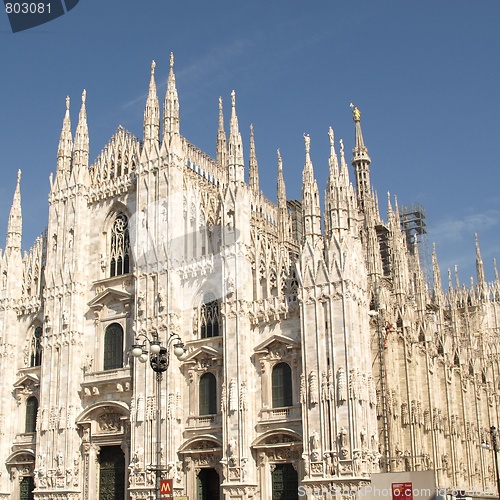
[196,468,220,499]
[271,463,298,500]
[178,437,223,500]
[76,402,130,500]
[252,430,302,500]
[6,451,35,500]
[98,445,125,500]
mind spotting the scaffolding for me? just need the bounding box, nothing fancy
[399,202,432,284]
[400,203,427,246]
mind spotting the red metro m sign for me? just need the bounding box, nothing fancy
[160,479,172,498]
[392,482,413,500]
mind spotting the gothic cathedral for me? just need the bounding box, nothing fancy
[0,54,498,499]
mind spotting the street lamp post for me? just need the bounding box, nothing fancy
[131,331,186,500]
[482,426,500,500]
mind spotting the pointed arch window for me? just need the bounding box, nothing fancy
[103,323,124,370]
[110,214,130,277]
[25,396,38,433]
[199,372,217,415]
[200,295,220,338]
[30,326,43,367]
[272,362,292,408]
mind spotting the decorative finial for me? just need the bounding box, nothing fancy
[350,102,361,122]
[169,52,174,69]
[339,138,344,154]
[303,133,310,154]
[151,60,156,73]
[231,90,236,108]
[66,96,70,110]
[17,169,21,183]
[82,89,86,104]
[219,96,223,110]
[250,123,254,134]
[328,126,334,149]
[277,148,282,165]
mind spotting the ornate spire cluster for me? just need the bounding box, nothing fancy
[72,90,89,172]
[277,149,289,242]
[5,169,22,257]
[163,52,180,144]
[228,90,244,182]
[143,60,160,153]
[216,96,227,169]
[56,96,73,178]
[301,134,321,242]
[350,104,372,211]
[249,124,259,195]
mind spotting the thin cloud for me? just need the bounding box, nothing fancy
[177,40,251,84]
[429,209,500,243]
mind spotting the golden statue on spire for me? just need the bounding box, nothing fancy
[350,102,361,122]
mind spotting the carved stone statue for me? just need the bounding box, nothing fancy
[337,367,347,402]
[310,431,320,462]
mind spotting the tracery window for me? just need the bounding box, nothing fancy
[29,326,42,367]
[103,323,124,370]
[25,396,38,433]
[199,372,217,415]
[109,214,130,277]
[200,295,220,338]
[272,362,293,408]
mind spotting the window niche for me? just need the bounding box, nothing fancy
[103,323,124,371]
[109,213,131,278]
[25,397,38,433]
[272,362,293,408]
[199,372,217,415]
[13,375,40,437]
[23,325,43,368]
[182,346,223,429]
[87,288,132,376]
[193,293,221,339]
[254,335,300,416]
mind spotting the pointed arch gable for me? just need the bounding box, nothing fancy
[102,201,131,232]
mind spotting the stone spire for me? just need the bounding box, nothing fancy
[475,233,487,299]
[432,243,444,305]
[277,149,289,242]
[454,265,460,290]
[228,90,244,182]
[56,96,73,178]
[5,170,22,257]
[350,104,372,211]
[72,90,89,171]
[143,60,160,151]
[216,97,227,169]
[325,127,339,237]
[163,52,180,143]
[249,124,259,194]
[301,133,321,240]
[328,126,339,178]
[325,128,357,239]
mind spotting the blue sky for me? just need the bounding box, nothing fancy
[1,1,499,287]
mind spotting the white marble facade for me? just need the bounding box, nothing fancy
[0,55,498,499]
